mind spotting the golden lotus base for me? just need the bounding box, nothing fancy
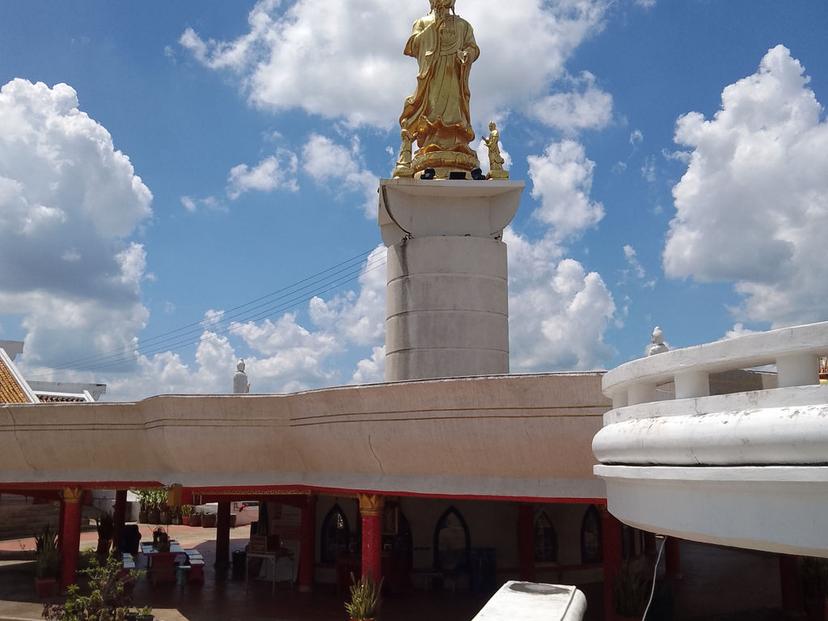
[411,149,480,179]
[392,164,415,179]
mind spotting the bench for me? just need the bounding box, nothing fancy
[185,550,205,584]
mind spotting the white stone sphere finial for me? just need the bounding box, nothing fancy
[646,326,669,356]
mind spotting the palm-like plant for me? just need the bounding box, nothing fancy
[345,574,382,621]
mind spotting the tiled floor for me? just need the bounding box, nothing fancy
[0,526,791,621]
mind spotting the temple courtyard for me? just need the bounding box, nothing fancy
[0,526,787,621]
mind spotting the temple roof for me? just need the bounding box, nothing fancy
[0,348,38,404]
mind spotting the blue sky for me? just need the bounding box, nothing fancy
[0,0,826,399]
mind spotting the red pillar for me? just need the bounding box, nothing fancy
[517,504,536,582]
[60,488,83,588]
[779,554,803,613]
[215,501,231,572]
[601,506,623,621]
[298,494,317,592]
[112,490,127,553]
[665,537,681,580]
[57,496,66,555]
[358,494,384,583]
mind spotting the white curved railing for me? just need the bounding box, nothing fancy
[594,321,828,557]
[603,321,828,407]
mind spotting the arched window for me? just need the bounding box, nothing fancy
[580,505,602,564]
[433,506,470,571]
[533,510,558,562]
[320,504,350,564]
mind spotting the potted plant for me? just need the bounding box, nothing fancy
[614,561,649,621]
[147,499,160,525]
[136,606,154,621]
[181,505,194,526]
[345,574,382,621]
[158,501,170,525]
[202,511,216,528]
[171,506,181,526]
[34,525,60,599]
[189,509,202,527]
[43,556,140,620]
[137,490,149,524]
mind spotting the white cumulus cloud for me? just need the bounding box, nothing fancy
[663,45,828,327]
[528,71,613,134]
[508,230,616,371]
[227,149,299,199]
[301,134,378,218]
[528,140,605,240]
[180,0,608,129]
[0,79,153,368]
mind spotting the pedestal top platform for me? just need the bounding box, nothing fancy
[378,178,524,246]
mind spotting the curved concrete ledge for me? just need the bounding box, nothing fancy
[0,373,609,500]
[603,321,828,400]
[594,400,828,466]
[596,464,828,557]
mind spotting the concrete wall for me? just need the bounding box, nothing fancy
[0,373,609,501]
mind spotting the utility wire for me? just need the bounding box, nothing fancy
[39,248,381,373]
[67,256,387,374]
[78,254,385,371]
[641,536,667,621]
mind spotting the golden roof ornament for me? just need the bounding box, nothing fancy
[394,0,481,179]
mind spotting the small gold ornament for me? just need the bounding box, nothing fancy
[483,121,509,179]
[392,129,415,178]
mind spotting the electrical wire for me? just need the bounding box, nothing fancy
[28,248,383,375]
[641,536,667,621]
[68,257,388,374]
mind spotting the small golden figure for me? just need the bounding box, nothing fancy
[392,128,415,178]
[483,122,509,179]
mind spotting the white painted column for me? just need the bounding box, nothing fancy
[628,383,657,405]
[385,236,509,381]
[776,354,819,388]
[674,370,710,399]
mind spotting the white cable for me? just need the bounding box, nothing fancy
[641,536,667,621]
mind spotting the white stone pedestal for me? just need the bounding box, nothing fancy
[379,178,524,382]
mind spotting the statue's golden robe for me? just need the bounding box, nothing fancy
[400,12,479,157]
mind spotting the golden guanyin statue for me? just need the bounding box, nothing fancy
[396,0,480,178]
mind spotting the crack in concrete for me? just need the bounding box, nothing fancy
[367,433,385,474]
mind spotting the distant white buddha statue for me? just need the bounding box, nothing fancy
[646,327,669,357]
[233,359,250,394]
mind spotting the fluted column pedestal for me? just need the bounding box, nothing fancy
[379,179,523,382]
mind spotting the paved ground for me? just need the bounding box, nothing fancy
[0,526,793,621]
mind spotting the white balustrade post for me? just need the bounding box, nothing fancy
[628,383,657,405]
[674,370,710,400]
[776,354,820,388]
[611,391,628,409]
